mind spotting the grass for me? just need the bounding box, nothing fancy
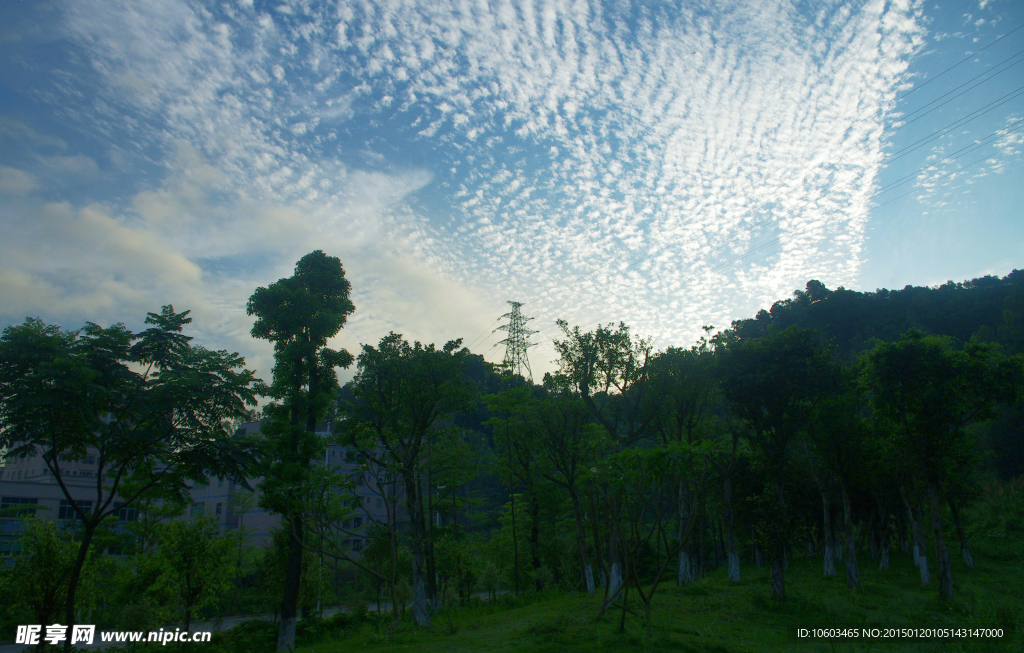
[300,551,1021,653]
[140,549,1020,653]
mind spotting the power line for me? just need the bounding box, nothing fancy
[486,27,1024,339]
[524,117,1023,349]
[511,84,1024,344]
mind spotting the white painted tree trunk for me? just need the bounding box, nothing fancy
[585,564,595,594]
[727,551,740,582]
[609,562,622,601]
[677,550,693,585]
[412,565,430,626]
[276,618,296,653]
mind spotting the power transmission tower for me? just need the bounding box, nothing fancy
[497,301,537,382]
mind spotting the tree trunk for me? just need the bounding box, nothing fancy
[510,491,520,594]
[842,485,861,590]
[530,495,543,591]
[723,475,740,582]
[770,552,785,601]
[753,543,762,568]
[771,484,786,601]
[868,512,879,562]
[821,492,836,577]
[277,512,304,652]
[949,499,974,569]
[412,552,430,625]
[403,470,430,626]
[425,471,438,607]
[587,485,606,592]
[832,520,843,564]
[716,518,726,569]
[928,483,954,601]
[62,523,96,653]
[570,490,595,593]
[914,501,930,586]
[677,482,692,585]
[877,504,890,571]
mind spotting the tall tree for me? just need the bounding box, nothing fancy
[247,250,355,651]
[720,326,834,601]
[646,331,718,584]
[552,320,656,600]
[532,383,604,595]
[344,333,473,626]
[803,371,867,589]
[862,330,1022,601]
[0,308,257,652]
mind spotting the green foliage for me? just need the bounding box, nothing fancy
[0,518,79,631]
[0,306,258,638]
[156,515,234,628]
[862,330,1022,486]
[964,477,1024,560]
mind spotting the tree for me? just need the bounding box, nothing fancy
[247,250,356,652]
[551,320,656,601]
[157,515,233,632]
[646,330,718,584]
[0,308,258,651]
[532,383,603,595]
[803,370,867,589]
[720,326,834,601]
[0,518,78,650]
[344,332,473,626]
[861,330,1022,600]
[486,387,538,594]
[594,442,705,637]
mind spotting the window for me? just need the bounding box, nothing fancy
[218,477,224,488]
[216,502,223,516]
[345,450,356,463]
[353,517,362,528]
[376,498,382,509]
[351,538,362,552]
[190,502,205,517]
[59,500,93,520]
[113,502,137,522]
[1,497,38,518]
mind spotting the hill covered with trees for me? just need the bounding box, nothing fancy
[2,259,1021,653]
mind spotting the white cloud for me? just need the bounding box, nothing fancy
[0,166,38,195]
[3,0,936,377]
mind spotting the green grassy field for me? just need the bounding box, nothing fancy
[295,552,1020,653]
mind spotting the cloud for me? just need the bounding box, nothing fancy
[1,0,939,377]
[0,166,38,195]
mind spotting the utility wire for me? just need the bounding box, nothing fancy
[523,117,1024,349]
[484,30,1024,340]
[511,83,1024,342]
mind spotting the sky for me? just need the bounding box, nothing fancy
[1,0,1022,383]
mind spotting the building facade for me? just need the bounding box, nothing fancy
[0,420,399,556]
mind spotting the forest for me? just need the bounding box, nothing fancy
[1,253,1023,653]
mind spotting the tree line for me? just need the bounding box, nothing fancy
[1,253,1022,649]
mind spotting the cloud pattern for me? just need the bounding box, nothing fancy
[2,0,940,373]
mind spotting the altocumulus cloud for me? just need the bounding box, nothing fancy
[0,0,927,377]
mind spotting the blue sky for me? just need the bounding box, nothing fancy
[1,0,1021,380]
